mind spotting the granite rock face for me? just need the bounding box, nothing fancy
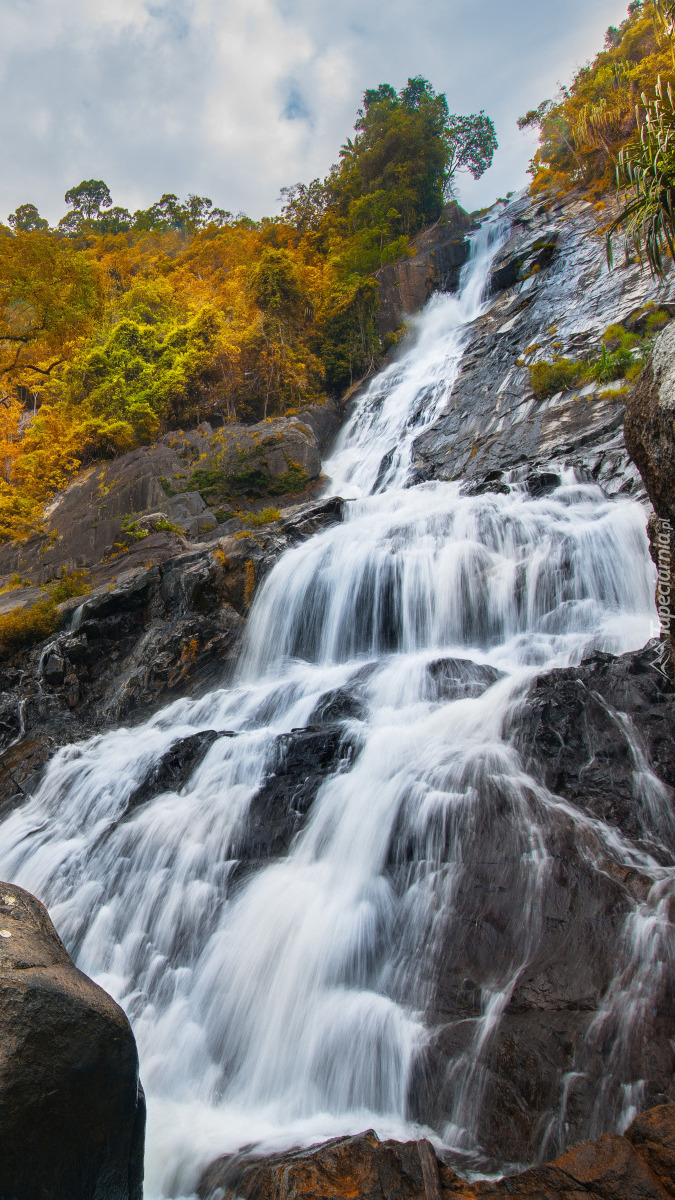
[0,496,344,808]
[0,881,144,1200]
[198,1104,675,1200]
[625,323,675,669]
[411,189,675,497]
[375,203,475,335]
[198,1130,443,1200]
[0,401,340,588]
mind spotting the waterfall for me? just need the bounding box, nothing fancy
[0,213,667,1200]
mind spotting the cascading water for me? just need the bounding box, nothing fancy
[0,214,669,1199]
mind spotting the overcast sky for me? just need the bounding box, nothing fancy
[1,0,630,224]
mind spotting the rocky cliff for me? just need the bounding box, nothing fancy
[625,322,675,671]
[199,1103,675,1200]
[1,184,675,1196]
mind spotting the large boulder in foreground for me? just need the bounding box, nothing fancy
[198,1104,675,1200]
[625,323,675,672]
[0,881,144,1200]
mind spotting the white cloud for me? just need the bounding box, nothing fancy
[0,0,632,224]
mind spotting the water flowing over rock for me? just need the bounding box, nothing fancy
[198,1105,675,1200]
[411,189,675,494]
[0,196,673,1199]
[0,880,144,1200]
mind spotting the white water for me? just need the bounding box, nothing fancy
[0,217,669,1197]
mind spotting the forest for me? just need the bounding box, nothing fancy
[4,0,675,548]
[0,79,495,543]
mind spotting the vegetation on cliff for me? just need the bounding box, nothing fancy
[520,1,673,195]
[0,78,496,544]
[521,0,675,275]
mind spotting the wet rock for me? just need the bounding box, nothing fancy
[424,657,504,701]
[126,729,224,811]
[280,495,344,543]
[0,880,144,1200]
[626,1103,675,1194]
[410,188,668,494]
[375,204,475,335]
[0,495,346,803]
[238,724,360,861]
[198,1130,442,1200]
[400,643,675,1164]
[198,1105,675,1200]
[489,230,559,294]
[513,645,675,845]
[42,651,66,686]
[625,324,675,671]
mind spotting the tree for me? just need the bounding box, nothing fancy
[250,248,306,323]
[133,193,230,233]
[63,179,112,220]
[7,204,49,233]
[97,207,134,234]
[279,179,328,233]
[0,233,100,387]
[328,77,497,247]
[444,111,499,188]
[185,195,231,229]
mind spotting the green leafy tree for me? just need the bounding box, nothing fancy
[444,112,499,184]
[7,204,49,233]
[279,179,329,233]
[133,193,230,233]
[250,248,306,323]
[313,278,380,391]
[308,77,497,277]
[97,207,134,233]
[61,179,112,223]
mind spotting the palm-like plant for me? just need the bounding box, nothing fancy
[655,0,675,37]
[607,75,675,275]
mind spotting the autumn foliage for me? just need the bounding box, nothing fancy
[0,77,497,543]
[520,1,674,195]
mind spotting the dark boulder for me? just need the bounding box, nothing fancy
[489,230,559,295]
[198,1130,444,1200]
[126,728,230,812]
[512,646,675,847]
[236,724,360,862]
[198,1104,675,1200]
[625,323,675,673]
[0,881,144,1200]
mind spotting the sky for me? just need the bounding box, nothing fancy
[1,0,631,225]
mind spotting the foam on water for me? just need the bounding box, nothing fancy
[0,214,668,1199]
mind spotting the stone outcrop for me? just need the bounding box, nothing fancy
[198,1130,446,1200]
[411,189,675,497]
[0,400,339,588]
[199,1104,675,1200]
[625,323,675,670]
[0,496,343,808]
[0,880,144,1200]
[374,203,475,335]
[198,1104,675,1200]
[410,645,675,1164]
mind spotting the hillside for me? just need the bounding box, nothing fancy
[2,7,675,1200]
